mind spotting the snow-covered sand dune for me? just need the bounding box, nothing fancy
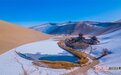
[87,29,121,75]
[0,39,77,75]
[0,29,121,75]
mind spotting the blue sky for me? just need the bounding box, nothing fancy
[0,0,121,27]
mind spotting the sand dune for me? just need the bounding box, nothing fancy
[0,20,50,54]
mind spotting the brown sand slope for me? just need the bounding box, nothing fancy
[0,20,50,54]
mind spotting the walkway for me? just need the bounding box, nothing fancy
[57,40,99,75]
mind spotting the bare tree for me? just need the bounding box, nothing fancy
[96,48,109,59]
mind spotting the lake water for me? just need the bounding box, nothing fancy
[39,55,80,64]
[17,52,80,64]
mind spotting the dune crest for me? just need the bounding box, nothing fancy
[0,20,50,54]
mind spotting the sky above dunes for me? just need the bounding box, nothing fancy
[0,0,121,27]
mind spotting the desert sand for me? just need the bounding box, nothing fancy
[0,20,50,54]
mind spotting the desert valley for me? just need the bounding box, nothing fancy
[0,20,121,75]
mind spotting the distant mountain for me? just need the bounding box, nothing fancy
[115,19,121,23]
[30,21,121,35]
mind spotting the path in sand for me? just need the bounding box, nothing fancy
[57,40,99,75]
